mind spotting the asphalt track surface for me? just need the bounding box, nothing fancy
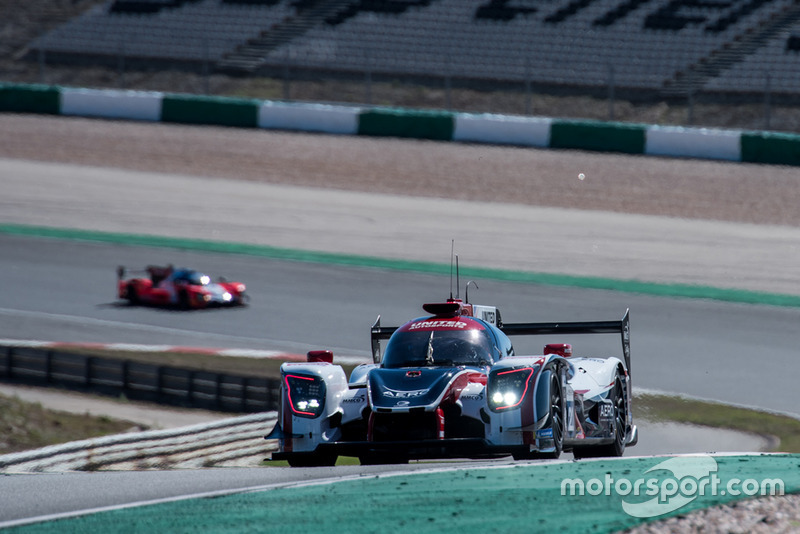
[1,126,799,530]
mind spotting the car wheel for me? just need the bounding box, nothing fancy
[178,290,190,309]
[126,284,139,305]
[541,373,564,459]
[512,372,563,461]
[573,374,627,459]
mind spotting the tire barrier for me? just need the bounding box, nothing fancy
[0,345,280,413]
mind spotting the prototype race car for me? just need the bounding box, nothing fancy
[117,265,247,309]
[267,294,637,466]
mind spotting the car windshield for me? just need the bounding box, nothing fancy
[171,270,210,286]
[382,329,494,368]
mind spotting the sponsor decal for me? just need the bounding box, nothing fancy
[343,397,365,403]
[461,394,484,401]
[536,428,553,438]
[382,388,430,398]
[409,320,468,330]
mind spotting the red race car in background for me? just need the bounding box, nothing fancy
[117,265,247,309]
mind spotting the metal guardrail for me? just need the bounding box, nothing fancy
[0,345,281,413]
[0,412,279,473]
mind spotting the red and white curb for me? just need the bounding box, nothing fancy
[0,340,369,365]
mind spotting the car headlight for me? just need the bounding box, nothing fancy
[487,367,536,411]
[284,374,326,418]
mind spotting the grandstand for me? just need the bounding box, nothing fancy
[24,0,800,99]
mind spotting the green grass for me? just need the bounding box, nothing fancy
[634,392,800,453]
[0,392,139,455]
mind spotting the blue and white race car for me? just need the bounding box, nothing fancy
[267,296,636,466]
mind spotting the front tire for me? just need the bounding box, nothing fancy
[516,372,564,460]
[178,290,191,310]
[541,373,564,459]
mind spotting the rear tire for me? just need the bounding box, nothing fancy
[573,374,627,459]
[126,284,139,305]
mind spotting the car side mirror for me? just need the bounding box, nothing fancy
[307,350,334,363]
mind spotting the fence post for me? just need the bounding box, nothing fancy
[122,360,130,395]
[524,56,532,116]
[608,64,616,121]
[216,374,223,410]
[187,370,195,407]
[38,48,46,84]
[444,55,452,111]
[763,72,771,130]
[364,48,372,105]
[157,366,165,403]
[45,350,53,384]
[85,356,93,388]
[202,38,210,95]
[118,41,126,89]
[282,54,291,101]
[4,347,13,379]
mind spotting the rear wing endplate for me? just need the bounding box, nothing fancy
[370,315,397,364]
[500,309,631,375]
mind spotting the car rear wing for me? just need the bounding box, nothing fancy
[117,265,174,284]
[371,310,630,371]
[500,309,631,375]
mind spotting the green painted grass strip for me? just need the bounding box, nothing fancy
[7,455,799,534]
[2,223,799,308]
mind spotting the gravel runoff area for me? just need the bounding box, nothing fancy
[1,112,799,532]
[1,114,799,229]
[625,494,800,534]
